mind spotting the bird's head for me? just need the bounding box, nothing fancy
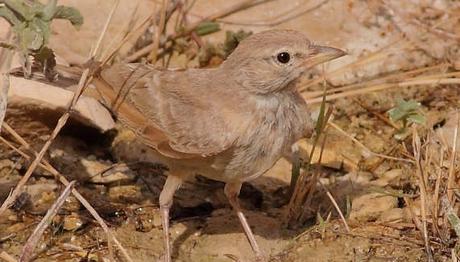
[221,29,346,94]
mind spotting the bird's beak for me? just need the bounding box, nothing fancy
[303,45,347,67]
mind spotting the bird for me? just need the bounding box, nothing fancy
[91,29,345,262]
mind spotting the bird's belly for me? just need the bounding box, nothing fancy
[205,155,278,183]
[209,135,290,183]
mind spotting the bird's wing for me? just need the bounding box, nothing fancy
[95,63,237,158]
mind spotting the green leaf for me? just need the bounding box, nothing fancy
[4,0,33,21]
[315,92,327,135]
[29,1,46,18]
[444,198,460,237]
[388,98,423,123]
[41,0,57,21]
[0,5,21,25]
[195,21,220,36]
[19,26,44,51]
[31,17,51,45]
[394,128,409,141]
[53,5,83,28]
[398,99,420,112]
[388,107,406,122]
[407,113,426,125]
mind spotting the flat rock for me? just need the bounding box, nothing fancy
[297,130,362,172]
[8,76,115,131]
[349,193,398,222]
[80,158,136,184]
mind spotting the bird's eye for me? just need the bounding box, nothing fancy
[276,52,290,64]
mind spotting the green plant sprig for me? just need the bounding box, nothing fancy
[388,98,426,140]
[0,0,83,77]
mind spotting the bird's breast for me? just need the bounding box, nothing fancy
[218,92,309,182]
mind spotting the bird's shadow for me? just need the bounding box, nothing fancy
[138,171,370,259]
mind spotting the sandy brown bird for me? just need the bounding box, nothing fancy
[92,29,345,261]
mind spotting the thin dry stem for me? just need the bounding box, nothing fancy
[104,12,153,65]
[302,63,450,100]
[100,0,141,61]
[412,128,434,262]
[149,0,168,63]
[433,145,444,235]
[305,76,460,104]
[93,0,120,59]
[320,181,350,232]
[299,38,409,92]
[20,181,76,262]
[0,29,13,131]
[125,0,272,62]
[327,121,413,163]
[218,0,329,27]
[447,111,458,202]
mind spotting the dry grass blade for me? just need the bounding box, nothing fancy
[174,0,271,37]
[149,0,168,63]
[433,145,444,233]
[218,0,329,27]
[302,63,450,100]
[0,73,9,131]
[299,38,409,92]
[305,76,460,104]
[125,0,273,62]
[104,12,153,65]
[0,29,13,131]
[327,121,413,163]
[93,0,120,59]
[319,181,350,232]
[100,0,140,61]
[19,181,76,262]
[447,111,458,202]
[412,127,434,262]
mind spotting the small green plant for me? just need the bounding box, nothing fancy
[0,0,83,78]
[194,21,220,36]
[388,98,426,140]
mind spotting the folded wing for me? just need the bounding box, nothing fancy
[94,63,237,159]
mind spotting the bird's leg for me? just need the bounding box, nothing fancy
[224,182,265,261]
[159,174,183,262]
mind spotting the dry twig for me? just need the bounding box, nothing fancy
[20,181,76,262]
